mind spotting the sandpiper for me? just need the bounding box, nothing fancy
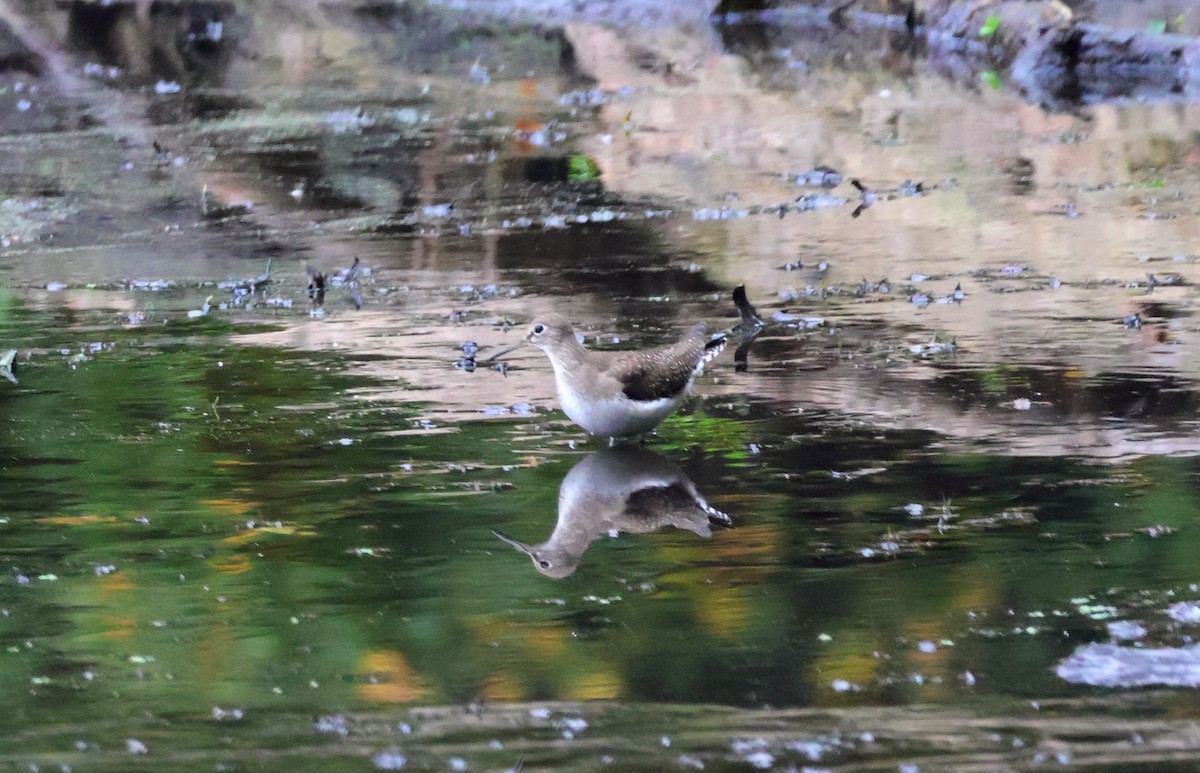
[493,446,732,578]
[524,314,726,438]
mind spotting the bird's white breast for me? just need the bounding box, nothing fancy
[555,372,683,437]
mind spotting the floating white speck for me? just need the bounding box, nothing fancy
[918,640,937,653]
[1108,620,1147,640]
[1167,601,1200,623]
[16,99,30,112]
[154,80,181,94]
[126,738,148,754]
[373,751,407,769]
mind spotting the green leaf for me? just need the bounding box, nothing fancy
[979,14,1001,38]
[1148,179,1165,188]
[979,69,1002,90]
[567,154,601,182]
[1147,18,1167,34]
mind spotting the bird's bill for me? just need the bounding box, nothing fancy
[477,340,524,365]
[491,529,534,555]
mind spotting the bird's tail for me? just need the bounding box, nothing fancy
[701,334,728,364]
[701,498,733,528]
[701,285,765,372]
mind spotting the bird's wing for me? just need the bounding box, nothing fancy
[611,324,708,402]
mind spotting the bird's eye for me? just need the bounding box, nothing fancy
[533,324,545,334]
[539,560,550,569]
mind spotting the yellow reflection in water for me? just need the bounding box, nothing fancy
[481,670,525,702]
[207,553,252,575]
[567,667,624,701]
[36,514,117,525]
[356,650,428,704]
[222,524,309,546]
[810,651,881,704]
[94,571,137,639]
[693,585,751,639]
[468,616,567,658]
[202,497,260,515]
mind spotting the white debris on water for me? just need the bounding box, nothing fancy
[1167,601,1200,623]
[212,706,245,720]
[1057,642,1200,687]
[327,107,375,133]
[315,714,350,735]
[1107,620,1146,640]
[84,62,121,79]
[560,716,588,733]
[558,88,608,106]
[373,751,407,769]
[692,207,748,220]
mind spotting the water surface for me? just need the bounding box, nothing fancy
[3,2,1200,770]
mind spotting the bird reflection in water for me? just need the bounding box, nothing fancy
[493,445,732,578]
